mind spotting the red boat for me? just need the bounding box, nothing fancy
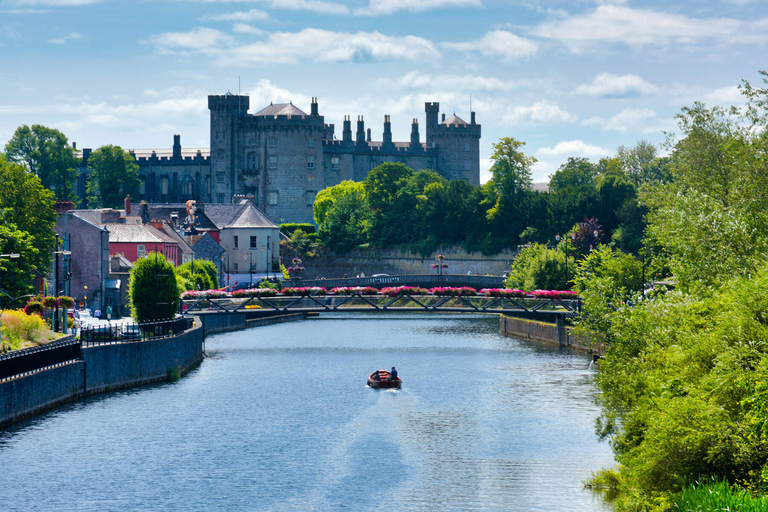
[367,370,402,389]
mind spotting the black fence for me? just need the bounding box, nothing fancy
[300,274,506,290]
[79,317,190,347]
[0,338,82,382]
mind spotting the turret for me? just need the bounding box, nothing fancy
[425,102,440,141]
[208,93,249,116]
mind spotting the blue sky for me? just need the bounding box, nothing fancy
[1,0,766,183]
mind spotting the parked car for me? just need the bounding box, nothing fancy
[121,324,142,340]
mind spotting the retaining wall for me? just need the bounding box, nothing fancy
[500,315,599,354]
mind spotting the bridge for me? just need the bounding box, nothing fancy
[298,274,506,290]
[182,291,581,323]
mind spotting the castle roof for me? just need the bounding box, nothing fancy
[441,114,468,126]
[254,102,308,117]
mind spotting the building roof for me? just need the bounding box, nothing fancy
[253,102,308,117]
[146,204,219,232]
[441,114,468,126]
[204,201,279,230]
[105,224,176,244]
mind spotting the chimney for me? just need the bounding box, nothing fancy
[138,201,148,222]
[356,116,365,144]
[367,128,372,142]
[54,201,75,215]
[311,97,319,116]
[442,113,446,122]
[150,219,164,230]
[471,111,476,124]
[383,115,392,144]
[73,142,77,150]
[124,195,131,215]
[343,115,352,142]
[101,209,121,224]
[173,134,181,159]
[410,119,419,146]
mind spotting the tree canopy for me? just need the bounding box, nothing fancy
[128,251,180,322]
[86,145,141,209]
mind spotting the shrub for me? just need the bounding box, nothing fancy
[128,252,180,322]
[0,309,49,350]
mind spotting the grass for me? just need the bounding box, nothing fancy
[674,479,768,512]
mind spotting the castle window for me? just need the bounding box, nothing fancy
[233,236,239,249]
[181,176,193,196]
[140,178,146,195]
[463,142,470,152]
[269,137,277,148]
[269,156,277,169]
[308,138,315,148]
[268,191,279,205]
[217,149,225,161]
[307,155,315,169]
[217,172,225,183]
[250,236,257,249]
[216,193,225,203]
[331,157,340,171]
[248,152,258,170]
[306,190,316,206]
[161,177,168,195]
[463,161,471,171]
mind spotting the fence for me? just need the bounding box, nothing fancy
[79,317,190,347]
[0,339,82,382]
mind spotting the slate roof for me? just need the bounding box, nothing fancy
[441,114,468,126]
[204,201,279,230]
[105,224,176,244]
[253,102,308,117]
[146,204,219,232]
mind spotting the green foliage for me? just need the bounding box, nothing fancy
[0,309,49,351]
[0,154,56,279]
[128,252,180,322]
[3,124,79,201]
[176,259,218,291]
[86,145,141,209]
[314,180,370,252]
[674,478,768,512]
[280,223,316,235]
[504,243,568,291]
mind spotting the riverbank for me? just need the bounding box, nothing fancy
[500,314,603,358]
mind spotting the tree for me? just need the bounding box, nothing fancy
[128,251,180,322]
[616,140,657,186]
[4,124,79,201]
[176,259,218,291]
[0,155,56,275]
[0,223,37,301]
[547,157,600,236]
[504,243,567,291]
[86,145,141,209]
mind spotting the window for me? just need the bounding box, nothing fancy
[269,136,277,148]
[161,177,168,195]
[250,236,257,249]
[463,142,470,152]
[233,262,239,272]
[308,138,315,148]
[137,245,145,258]
[269,156,277,169]
[306,191,316,206]
[463,161,471,171]
[217,172,225,183]
[216,193,225,203]
[217,149,225,161]
[307,155,315,169]
[268,191,279,205]
[248,153,258,170]
[233,236,239,249]
[331,156,340,171]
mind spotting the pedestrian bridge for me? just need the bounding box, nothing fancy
[299,274,505,290]
[182,292,581,323]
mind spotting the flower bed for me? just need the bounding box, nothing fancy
[329,286,379,295]
[531,290,580,300]
[431,286,477,297]
[181,290,231,300]
[231,288,279,298]
[380,286,430,297]
[480,288,528,298]
[281,286,328,296]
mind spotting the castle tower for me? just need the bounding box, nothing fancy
[208,93,250,203]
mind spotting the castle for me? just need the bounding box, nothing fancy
[78,94,481,224]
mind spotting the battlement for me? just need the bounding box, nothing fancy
[208,93,249,114]
[323,139,435,155]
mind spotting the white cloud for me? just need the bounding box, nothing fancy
[575,73,658,97]
[385,70,520,92]
[148,27,234,52]
[216,28,439,65]
[443,30,538,61]
[355,0,481,16]
[233,24,266,35]
[583,107,658,132]
[269,0,349,15]
[705,85,743,106]
[502,100,575,125]
[201,9,269,22]
[48,31,81,44]
[530,4,767,51]
[537,140,610,157]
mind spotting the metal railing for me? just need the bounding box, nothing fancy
[79,317,190,347]
[0,338,81,382]
[300,274,505,290]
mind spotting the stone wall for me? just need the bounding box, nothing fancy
[302,246,516,280]
[499,315,600,355]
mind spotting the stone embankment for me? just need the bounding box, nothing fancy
[500,315,604,359]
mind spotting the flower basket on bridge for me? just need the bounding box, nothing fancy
[532,290,580,300]
[431,287,477,297]
[381,286,430,297]
[58,296,74,309]
[42,296,59,308]
[330,286,379,295]
[281,287,327,296]
[232,288,279,298]
[480,288,528,298]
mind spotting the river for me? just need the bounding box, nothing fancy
[0,313,614,511]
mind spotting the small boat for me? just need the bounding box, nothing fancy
[367,370,402,389]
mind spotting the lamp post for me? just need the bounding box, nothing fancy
[432,254,448,282]
[555,234,574,288]
[53,236,72,332]
[289,257,304,286]
[0,253,20,351]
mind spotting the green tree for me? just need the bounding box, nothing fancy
[0,223,38,301]
[128,251,180,322]
[176,259,217,291]
[3,124,79,201]
[505,243,567,291]
[314,180,370,252]
[0,155,56,275]
[547,157,600,236]
[616,140,658,186]
[86,145,141,209]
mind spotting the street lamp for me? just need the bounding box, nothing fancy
[432,254,448,281]
[289,257,304,285]
[0,253,20,351]
[53,237,72,332]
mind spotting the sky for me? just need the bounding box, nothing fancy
[1,0,766,184]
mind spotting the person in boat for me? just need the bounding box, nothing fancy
[388,366,398,381]
[372,370,381,381]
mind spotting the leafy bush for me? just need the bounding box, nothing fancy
[128,252,180,322]
[280,223,316,235]
[1,309,49,350]
[505,243,569,291]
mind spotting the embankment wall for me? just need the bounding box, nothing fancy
[500,315,601,356]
